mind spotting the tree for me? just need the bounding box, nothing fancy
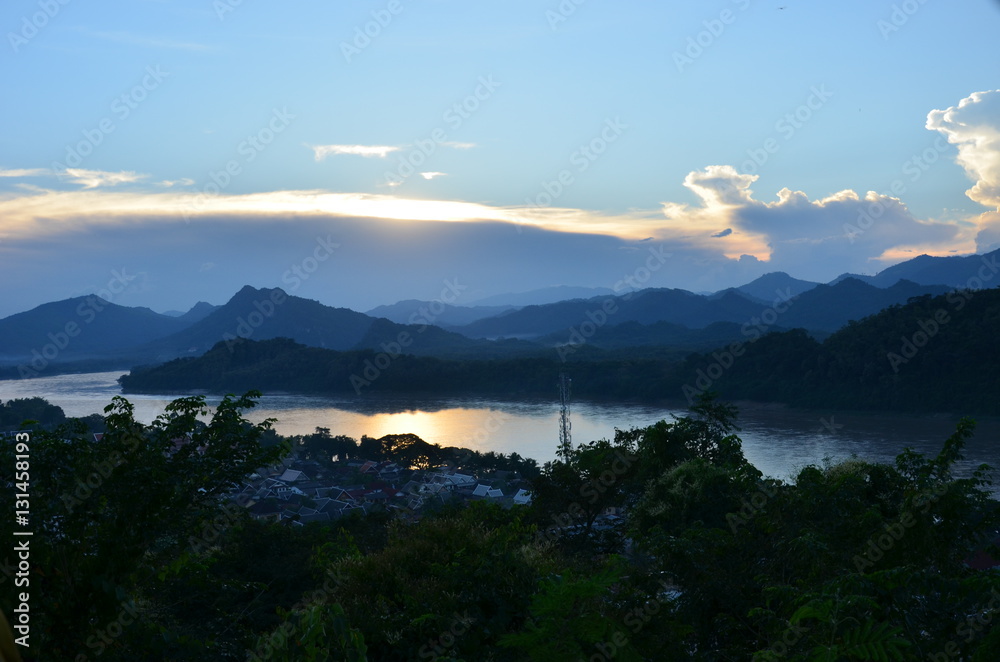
[0,397,66,430]
[0,392,286,659]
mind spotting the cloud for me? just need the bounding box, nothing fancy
[310,142,475,163]
[927,90,1000,208]
[311,144,402,160]
[61,169,147,189]
[0,160,972,287]
[420,172,447,180]
[0,168,50,178]
[0,184,661,243]
[660,165,965,280]
[158,178,195,188]
[0,168,148,192]
[927,89,1000,252]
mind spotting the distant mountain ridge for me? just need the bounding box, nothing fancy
[0,286,535,374]
[3,248,1000,374]
[450,278,950,340]
[0,296,193,366]
[831,247,1000,288]
[733,272,819,301]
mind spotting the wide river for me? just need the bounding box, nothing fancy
[3,371,1000,485]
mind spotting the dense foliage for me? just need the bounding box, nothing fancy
[119,336,684,401]
[3,392,1000,660]
[681,287,1000,413]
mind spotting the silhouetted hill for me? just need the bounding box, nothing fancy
[454,289,758,339]
[830,248,1000,289]
[677,285,1000,414]
[133,286,378,361]
[133,286,538,364]
[778,278,951,330]
[735,271,819,300]
[0,296,191,365]
[453,280,950,340]
[538,320,755,352]
[353,317,540,359]
[6,246,997,374]
[118,337,678,399]
[177,301,219,324]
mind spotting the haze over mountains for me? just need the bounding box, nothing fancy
[2,248,998,377]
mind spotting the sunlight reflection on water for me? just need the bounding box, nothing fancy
[3,371,1000,486]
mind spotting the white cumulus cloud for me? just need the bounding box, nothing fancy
[62,169,146,189]
[311,144,402,160]
[927,89,1000,252]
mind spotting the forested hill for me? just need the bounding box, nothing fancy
[679,286,1000,414]
[119,337,681,400]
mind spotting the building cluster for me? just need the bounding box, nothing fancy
[231,455,533,525]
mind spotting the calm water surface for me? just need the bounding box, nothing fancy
[3,371,1000,484]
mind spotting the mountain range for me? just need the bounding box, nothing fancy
[1,248,998,377]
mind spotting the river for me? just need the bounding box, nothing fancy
[3,371,1000,484]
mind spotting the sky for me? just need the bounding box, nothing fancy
[1,0,999,317]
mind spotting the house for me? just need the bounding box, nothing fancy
[279,468,307,483]
[427,471,477,488]
[472,484,504,499]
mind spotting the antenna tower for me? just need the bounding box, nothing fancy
[558,373,572,460]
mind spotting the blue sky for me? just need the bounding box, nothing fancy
[1,0,999,317]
